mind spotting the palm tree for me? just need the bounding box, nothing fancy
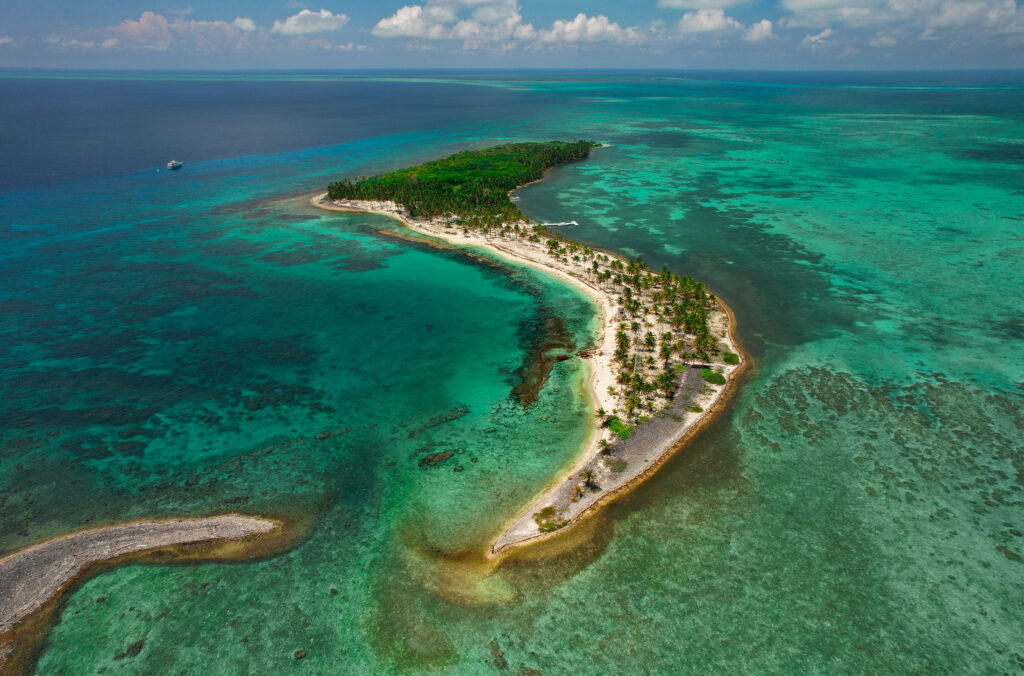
[660,342,673,367]
[657,370,676,398]
[580,468,596,488]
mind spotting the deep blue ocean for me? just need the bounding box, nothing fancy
[1,70,1023,674]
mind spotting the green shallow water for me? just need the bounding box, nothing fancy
[4,73,1022,674]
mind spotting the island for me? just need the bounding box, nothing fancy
[0,515,284,672]
[314,141,744,556]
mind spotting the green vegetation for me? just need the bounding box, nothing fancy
[603,458,628,473]
[687,403,704,413]
[534,506,569,533]
[327,141,598,228]
[327,141,726,430]
[700,368,727,385]
[723,352,740,365]
[606,416,636,440]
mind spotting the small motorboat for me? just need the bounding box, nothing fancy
[167,160,183,170]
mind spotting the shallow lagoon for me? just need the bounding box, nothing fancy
[1,71,1022,673]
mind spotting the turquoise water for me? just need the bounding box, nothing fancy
[2,72,1022,673]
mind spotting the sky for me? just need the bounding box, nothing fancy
[0,0,1022,70]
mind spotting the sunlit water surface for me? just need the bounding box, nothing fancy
[1,71,1022,674]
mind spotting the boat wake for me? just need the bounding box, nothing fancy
[541,221,579,227]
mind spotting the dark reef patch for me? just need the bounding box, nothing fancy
[511,316,576,407]
[958,141,1024,164]
[407,405,470,439]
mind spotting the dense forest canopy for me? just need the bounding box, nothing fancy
[326,140,598,226]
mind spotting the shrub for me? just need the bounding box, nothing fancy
[723,352,740,365]
[534,506,568,532]
[606,416,636,440]
[700,369,726,385]
[609,459,627,473]
[687,403,704,413]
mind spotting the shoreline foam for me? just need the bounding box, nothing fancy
[312,191,746,558]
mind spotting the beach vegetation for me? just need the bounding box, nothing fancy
[604,458,628,473]
[328,140,726,431]
[534,506,569,532]
[700,369,726,385]
[606,415,636,439]
[328,141,598,227]
[723,352,740,365]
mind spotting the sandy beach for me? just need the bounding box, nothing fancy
[313,192,744,557]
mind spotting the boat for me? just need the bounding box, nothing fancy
[167,160,183,170]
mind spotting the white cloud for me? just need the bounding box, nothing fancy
[372,2,647,46]
[538,13,644,43]
[803,27,836,44]
[658,0,749,8]
[44,11,267,53]
[928,0,1018,29]
[781,0,1024,37]
[105,11,253,52]
[233,17,258,32]
[44,8,372,54]
[0,37,14,47]
[745,19,776,41]
[868,32,897,46]
[676,9,743,34]
[42,35,120,50]
[373,5,453,38]
[271,8,350,35]
[110,11,174,50]
[373,0,535,42]
[335,42,370,51]
[172,18,254,51]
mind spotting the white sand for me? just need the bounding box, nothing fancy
[312,194,742,556]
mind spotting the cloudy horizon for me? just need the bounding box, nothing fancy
[1,0,1022,69]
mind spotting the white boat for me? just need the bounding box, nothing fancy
[167,160,183,170]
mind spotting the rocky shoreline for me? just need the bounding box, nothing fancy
[0,515,281,673]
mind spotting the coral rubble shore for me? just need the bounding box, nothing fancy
[0,515,280,670]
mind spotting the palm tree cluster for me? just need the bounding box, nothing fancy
[541,238,720,420]
[326,140,724,424]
